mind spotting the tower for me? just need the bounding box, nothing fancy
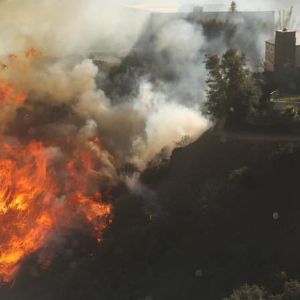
[274,29,296,83]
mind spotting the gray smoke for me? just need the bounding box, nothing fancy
[0,0,209,179]
[1,0,300,186]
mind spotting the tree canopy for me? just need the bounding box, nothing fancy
[204,49,261,127]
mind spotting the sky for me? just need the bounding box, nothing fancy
[126,0,298,12]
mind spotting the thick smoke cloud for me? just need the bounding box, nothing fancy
[0,0,208,179]
[0,0,149,57]
[3,0,300,178]
[1,0,300,284]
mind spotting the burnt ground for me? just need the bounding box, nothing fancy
[2,130,300,299]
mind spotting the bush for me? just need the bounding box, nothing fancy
[270,281,300,300]
[225,284,266,300]
[226,281,300,300]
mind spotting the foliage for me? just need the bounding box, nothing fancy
[225,284,266,300]
[229,166,249,181]
[282,105,300,122]
[204,49,261,127]
[226,281,300,300]
[5,132,300,299]
[275,280,300,299]
[199,18,237,41]
[175,135,192,148]
[199,18,225,39]
[270,143,299,160]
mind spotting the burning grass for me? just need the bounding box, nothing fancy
[0,137,112,282]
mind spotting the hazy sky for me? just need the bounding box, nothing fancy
[127,0,297,11]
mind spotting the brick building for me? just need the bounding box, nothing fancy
[265,29,300,83]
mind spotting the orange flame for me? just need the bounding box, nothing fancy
[25,48,38,59]
[0,79,28,105]
[0,137,112,282]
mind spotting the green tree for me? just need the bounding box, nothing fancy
[204,49,261,127]
[225,284,266,300]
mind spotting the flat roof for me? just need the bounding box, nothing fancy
[266,31,300,46]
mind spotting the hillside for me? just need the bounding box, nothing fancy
[3,130,300,300]
[142,129,300,299]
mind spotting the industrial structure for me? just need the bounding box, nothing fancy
[265,29,300,83]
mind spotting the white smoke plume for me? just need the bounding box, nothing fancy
[0,0,209,180]
[0,0,148,57]
[4,0,299,179]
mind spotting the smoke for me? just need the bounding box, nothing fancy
[0,0,210,183]
[3,0,296,177]
[5,0,300,181]
[131,81,207,169]
[2,0,299,177]
[0,0,148,57]
[153,18,207,103]
[2,0,300,284]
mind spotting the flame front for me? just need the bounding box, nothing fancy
[0,48,112,282]
[0,137,112,282]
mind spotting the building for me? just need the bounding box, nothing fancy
[189,6,274,26]
[265,29,300,83]
[132,6,275,54]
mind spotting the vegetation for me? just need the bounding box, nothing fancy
[226,284,266,300]
[226,280,300,299]
[2,131,300,299]
[198,18,237,41]
[204,49,261,127]
[199,18,226,39]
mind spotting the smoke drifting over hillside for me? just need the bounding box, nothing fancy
[0,0,209,171]
[2,0,300,174]
[3,0,298,173]
[0,0,300,286]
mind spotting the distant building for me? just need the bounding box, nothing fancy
[265,29,300,83]
[189,7,274,26]
[124,5,275,71]
[134,7,275,50]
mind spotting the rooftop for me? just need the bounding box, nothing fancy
[266,31,300,46]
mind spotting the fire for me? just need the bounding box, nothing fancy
[0,48,113,282]
[25,48,38,59]
[0,79,28,105]
[0,137,112,282]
